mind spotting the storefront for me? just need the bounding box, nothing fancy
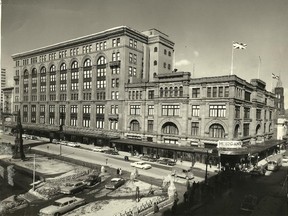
[111,138,219,165]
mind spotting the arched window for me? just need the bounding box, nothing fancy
[154,60,157,66]
[32,68,37,76]
[60,63,67,71]
[40,67,46,85]
[40,67,46,74]
[179,86,183,97]
[23,70,29,93]
[160,87,163,97]
[256,124,261,135]
[169,87,173,97]
[234,124,239,138]
[130,120,140,131]
[154,47,158,52]
[164,49,167,55]
[50,65,56,72]
[83,58,92,90]
[209,124,225,138]
[71,61,79,69]
[162,122,179,135]
[84,58,92,67]
[269,123,272,132]
[168,51,171,56]
[97,56,106,65]
[164,87,168,97]
[174,87,178,97]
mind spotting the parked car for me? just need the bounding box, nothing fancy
[104,149,119,155]
[157,158,176,166]
[52,139,60,144]
[130,161,152,170]
[67,142,80,148]
[83,175,101,186]
[250,166,266,176]
[92,147,105,152]
[140,155,157,162]
[60,181,86,194]
[282,154,288,163]
[105,178,125,190]
[60,141,68,146]
[39,196,85,216]
[240,194,258,212]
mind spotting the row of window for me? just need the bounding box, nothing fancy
[18,38,122,66]
[21,90,118,102]
[153,47,172,56]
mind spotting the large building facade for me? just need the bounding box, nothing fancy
[12,26,279,165]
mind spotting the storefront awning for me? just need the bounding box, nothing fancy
[112,139,215,154]
[219,139,285,156]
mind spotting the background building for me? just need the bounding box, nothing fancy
[1,68,7,113]
[11,26,280,165]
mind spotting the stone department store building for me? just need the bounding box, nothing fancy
[12,26,281,165]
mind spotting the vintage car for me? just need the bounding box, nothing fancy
[105,178,125,190]
[92,147,105,152]
[171,166,194,179]
[130,161,152,170]
[250,166,266,176]
[104,149,119,155]
[240,194,258,212]
[282,154,288,163]
[60,181,86,194]
[140,155,157,162]
[157,158,176,166]
[83,175,101,186]
[66,142,80,148]
[39,196,85,216]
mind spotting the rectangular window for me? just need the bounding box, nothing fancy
[207,87,211,98]
[218,87,223,97]
[244,91,251,101]
[148,105,154,116]
[192,105,200,117]
[224,86,229,97]
[209,105,226,117]
[162,105,180,116]
[192,88,200,98]
[130,105,140,115]
[191,122,199,136]
[96,105,105,114]
[148,90,154,99]
[235,106,240,118]
[256,109,261,120]
[243,123,250,136]
[129,53,133,63]
[147,120,154,132]
[212,87,217,97]
[244,107,250,119]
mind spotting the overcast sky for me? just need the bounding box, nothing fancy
[1,0,288,107]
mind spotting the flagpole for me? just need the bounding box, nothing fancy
[257,56,261,79]
[230,43,234,75]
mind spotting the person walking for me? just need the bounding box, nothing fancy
[117,168,120,175]
[106,158,108,165]
[119,168,122,175]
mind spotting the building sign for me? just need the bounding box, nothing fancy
[217,140,243,149]
[127,135,142,140]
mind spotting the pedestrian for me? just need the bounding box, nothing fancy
[106,158,108,165]
[183,191,188,203]
[153,202,159,213]
[119,168,122,175]
[47,145,49,151]
[117,168,120,175]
